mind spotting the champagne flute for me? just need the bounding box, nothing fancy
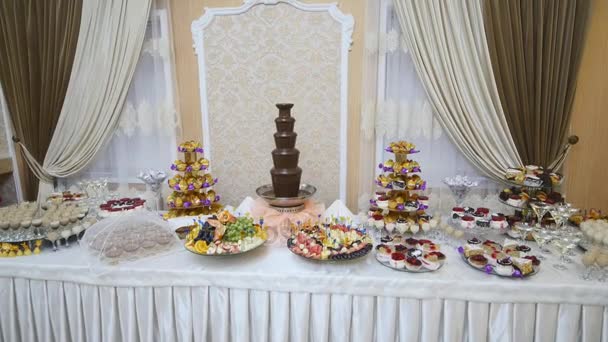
[530,202,552,228]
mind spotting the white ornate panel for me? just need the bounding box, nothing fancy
[192,0,353,206]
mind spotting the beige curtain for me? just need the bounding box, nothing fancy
[393,0,522,181]
[16,0,152,198]
[0,0,82,200]
[483,0,591,169]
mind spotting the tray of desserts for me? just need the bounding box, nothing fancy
[375,237,445,272]
[287,223,372,261]
[459,238,540,278]
[504,165,562,188]
[185,211,267,256]
[385,141,419,155]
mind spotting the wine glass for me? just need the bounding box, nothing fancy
[531,228,552,260]
[530,202,552,228]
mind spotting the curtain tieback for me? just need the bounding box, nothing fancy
[13,139,55,183]
[548,135,579,170]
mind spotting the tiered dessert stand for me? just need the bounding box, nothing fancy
[164,141,222,219]
[368,141,431,235]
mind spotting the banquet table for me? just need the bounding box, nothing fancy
[0,231,607,342]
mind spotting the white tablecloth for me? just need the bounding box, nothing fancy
[0,234,607,342]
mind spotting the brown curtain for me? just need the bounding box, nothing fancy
[0,0,82,200]
[483,0,591,168]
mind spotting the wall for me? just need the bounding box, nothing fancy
[564,0,608,212]
[169,0,364,209]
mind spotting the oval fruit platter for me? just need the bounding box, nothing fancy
[185,211,267,256]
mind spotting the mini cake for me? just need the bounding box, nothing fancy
[523,255,541,266]
[490,216,508,230]
[503,238,518,249]
[496,258,514,276]
[460,215,475,229]
[405,256,422,271]
[523,175,543,187]
[469,254,488,268]
[99,198,146,217]
[373,214,385,229]
[374,191,386,200]
[376,244,392,262]
[394,244,407,252]
[390,252,406,268]
[396,218,408,234]
[476,208,490,218]
[452,207,465,219]
[506,194,523,207]
[464,244,484,257]
[467,237,482,245]
[515,245,531,257]
[377,196,389,209]
[463,207,475,214]
[512,257,534,275]
[476,218,490,228]
[417,196,429,207]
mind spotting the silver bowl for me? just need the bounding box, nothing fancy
[255,184,317,208]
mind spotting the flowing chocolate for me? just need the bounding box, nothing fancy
[270,103,302,197]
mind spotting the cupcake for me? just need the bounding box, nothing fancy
[505,167,522,180]
[377,196,389,209]
[495,258,513,276]
[469,254,488,268]
[385,222,396,233]
[405,256,422,271]
[390,252,406,268]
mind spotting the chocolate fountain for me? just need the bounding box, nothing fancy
[256,103,316,212]
[271,103,302,197]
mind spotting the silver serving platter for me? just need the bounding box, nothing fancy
[460,254,539,278]
[256,183,316,208]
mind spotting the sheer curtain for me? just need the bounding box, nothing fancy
[61,0,180,202]
[360,0,505,213]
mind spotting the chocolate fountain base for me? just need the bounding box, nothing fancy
[255,183,317,211]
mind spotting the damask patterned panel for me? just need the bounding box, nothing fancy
[195,2,350,206]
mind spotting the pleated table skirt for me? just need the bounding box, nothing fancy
[1,278,606,342]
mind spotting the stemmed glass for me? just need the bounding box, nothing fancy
[530,202,552,228]
[443,176,479,206]
[531,228,552,260]
[552,236,577,270]
[515,222,535,247]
